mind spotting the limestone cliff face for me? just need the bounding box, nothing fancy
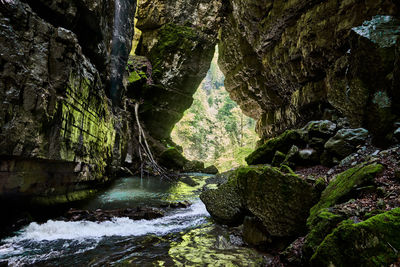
[218,0,400,143]
[134,0,223,141]
[0,0,135,203]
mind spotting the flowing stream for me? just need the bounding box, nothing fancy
[0,174,266,266]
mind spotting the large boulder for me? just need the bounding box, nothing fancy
[201,165,318,237]
[237,166,318,237]
[200,181,245,226]
[310,208,400,266]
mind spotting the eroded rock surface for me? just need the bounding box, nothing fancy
[218,0,400,142]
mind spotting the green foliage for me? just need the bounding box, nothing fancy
[171,46,257,171]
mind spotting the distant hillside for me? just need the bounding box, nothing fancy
[171,47,258,171]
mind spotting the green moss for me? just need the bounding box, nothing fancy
[310,208,400,266]
[149,23,198,79]
[308,163,383,225]
[279,164,296,175]
[245,130,302,165]
[128,70,142,83]
[303,210,344,258]
[272,150,286,166]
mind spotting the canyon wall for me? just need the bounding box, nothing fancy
[0,0,136,204]
[218,0,400,144]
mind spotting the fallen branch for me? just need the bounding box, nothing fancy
[134,102,175,180]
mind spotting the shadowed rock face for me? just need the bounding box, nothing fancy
[0,0,135,203]
[134,0,223,141]
[218,0,400,142]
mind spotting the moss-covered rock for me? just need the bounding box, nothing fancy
[201,165,318,237]
[308,163,384,224]
[245,130,303,165]
[310,208,400,266]
[272,151,286,167]
[183,160,204,172]
[200,180,245,226]
[202,165,219,175]
[236,165,318,237]
[158,147,189,170]
[303,210,344,258]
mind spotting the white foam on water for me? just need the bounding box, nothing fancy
[2,201,209,243]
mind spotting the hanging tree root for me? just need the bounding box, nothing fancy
[134,102,177,181]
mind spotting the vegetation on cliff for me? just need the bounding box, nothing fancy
[172,47,258,171]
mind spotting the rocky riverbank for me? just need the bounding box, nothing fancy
[201,119,400,266]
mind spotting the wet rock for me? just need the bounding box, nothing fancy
[65,207,165,222]
[202,165,219,175]
[184,160,205,173]
[200,182,245,226]
[310,208,400,266]
[237,166,318,237]
[324,128,369,159]
[180,176,199,187]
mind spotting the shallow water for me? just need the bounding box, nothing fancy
[0,175,266,266]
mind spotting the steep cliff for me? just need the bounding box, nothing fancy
[218,0,400,144]
[134,0,223,141]
[0,0,135,204]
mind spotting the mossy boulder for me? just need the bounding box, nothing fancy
[301,120,337,140]
[202,165,219,174]
[303,210,344,258]
[201,165,318,237]
[310,208,400,266]
[184,160,205,172]
[200,180,245,226]
[236,166,318,237]
[308,163,384,224]
[158,147,189,170]
[245,130,303,165]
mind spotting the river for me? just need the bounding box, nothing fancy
[0,174,267,266]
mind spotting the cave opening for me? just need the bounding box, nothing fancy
[171,46,258,172]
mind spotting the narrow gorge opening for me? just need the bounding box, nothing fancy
[171,46,258,172]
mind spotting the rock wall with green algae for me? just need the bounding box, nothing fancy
[0,0,135,204]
